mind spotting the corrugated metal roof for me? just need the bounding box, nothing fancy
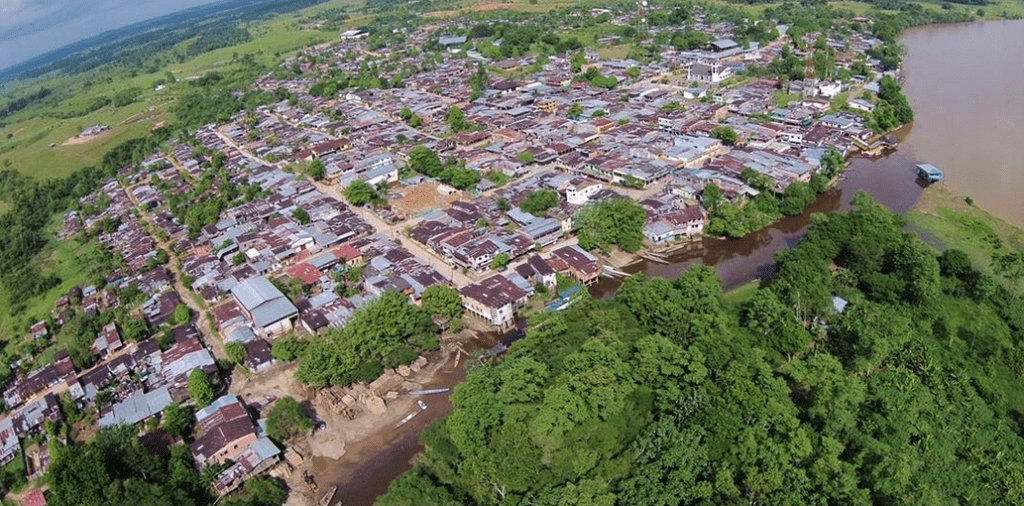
[249,436,281,460]
[251,298,298,328]
[99,387,173,427]
[196,395,243,422]
[231,276,283,311]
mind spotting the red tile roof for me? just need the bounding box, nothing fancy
[287,263,323,285]
[23,489,45,506]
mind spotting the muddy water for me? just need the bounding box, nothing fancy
[323,329,501,506]
[321,367,460,506]
[899,20,1024,228]
[593,127,925,295]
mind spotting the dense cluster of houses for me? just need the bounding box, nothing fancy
[0,312,285,496]
[6,7,907,500]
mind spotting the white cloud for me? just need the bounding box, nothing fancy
[0,0,223,71]
[0,0,74,35]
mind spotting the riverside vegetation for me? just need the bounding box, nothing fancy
[378,193,1024,506]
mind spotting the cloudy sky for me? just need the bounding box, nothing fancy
[0,0,223,71]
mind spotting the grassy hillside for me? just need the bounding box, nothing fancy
[0,0,353,182]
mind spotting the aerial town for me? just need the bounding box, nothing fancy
[1,6,901,505]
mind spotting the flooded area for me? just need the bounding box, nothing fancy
[900,20,1024,228]
[324,20,1024,506]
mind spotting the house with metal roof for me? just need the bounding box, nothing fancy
[191,395,259,467]
[230,276,298,337]
[460,275,529,327]
[0,416,19,465]
[711,38,740,51]
[438,35,467,47]
[98,387,173,428]
[212,436,281,496]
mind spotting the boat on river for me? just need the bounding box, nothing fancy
[915,163,944,183]
[317,486,338,506]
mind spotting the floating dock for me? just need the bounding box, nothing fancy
[915,163,944,183]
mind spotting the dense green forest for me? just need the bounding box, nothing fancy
[378,193,1024,506]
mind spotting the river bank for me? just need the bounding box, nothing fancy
[899,19,1024,229]
[296,322,503,506]
[906,184,1024,272]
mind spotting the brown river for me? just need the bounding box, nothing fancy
[327,20,1024,506]
[900,20,1024,229]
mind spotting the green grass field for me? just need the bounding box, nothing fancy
[0,221,105,342]
[0,4,344,182]
[906,185,1024,275]
[0,102,168,180]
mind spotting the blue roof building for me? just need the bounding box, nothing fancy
[915,164,944,183]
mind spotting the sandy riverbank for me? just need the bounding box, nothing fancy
[229,320,500,506]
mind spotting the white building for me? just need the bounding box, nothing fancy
[817,81,842,98]
[687,62,732,84]
[565,180,604,205]
[460,275,529,327]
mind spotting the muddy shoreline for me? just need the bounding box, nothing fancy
[296,326,502,506]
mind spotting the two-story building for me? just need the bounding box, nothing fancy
[460,275,529,327]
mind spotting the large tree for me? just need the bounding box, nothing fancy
[307,159,326,181]
[574,198,647,253]
[408,146,443,178]
[296,291,439,388]
[187,369,216,407]
[344,180,377,206]
[519,189,560,217]
[162,403,194,438]
[421,285,464,321]
[265,396,313,442]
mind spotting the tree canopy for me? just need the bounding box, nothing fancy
[408,146,480,190]
[187,369,216,407]
[379,193,1024,506]
[44,424,289,506]
[265,396,313,442]
[519,189,560,217]
[307,159,326,181]
[162,403,194,438]
[421,285,464,321]
[345,180,378,206]
[574,198,646,253]
[225,341,247,365]
[296,291,439,388]
[709,126,738,145]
